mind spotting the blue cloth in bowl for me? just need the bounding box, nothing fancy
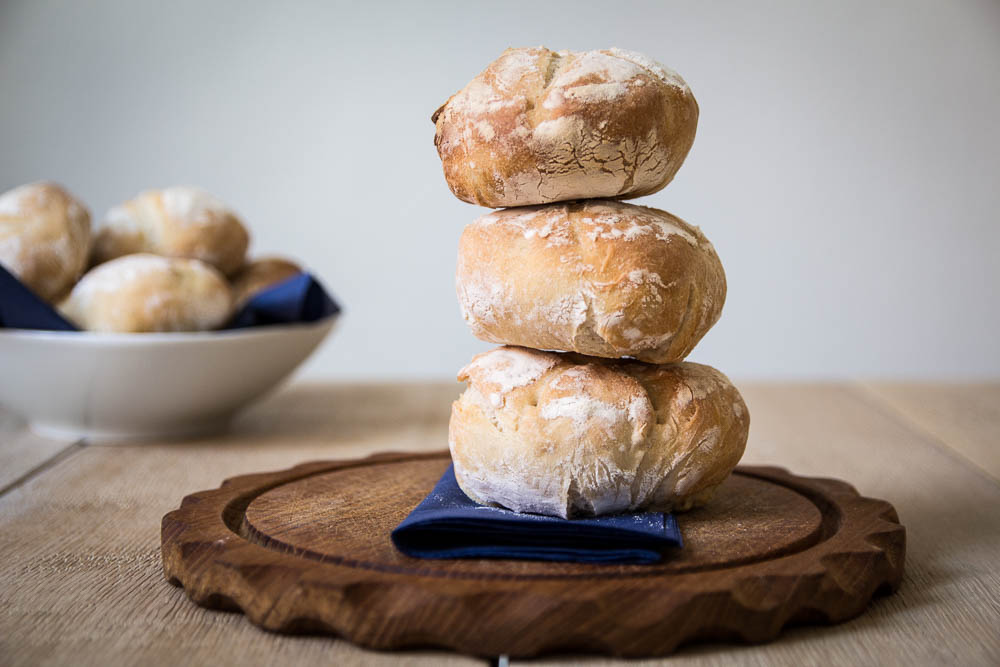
[0,263,340,331]
[0,264,76,330]
[227,272,340,328]
[391,465,682,564]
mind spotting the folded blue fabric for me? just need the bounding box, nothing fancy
[391,465,682,564]
[0,264,340,331]
[227,272,341,328]
[0,264,77,330]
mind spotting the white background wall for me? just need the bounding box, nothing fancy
[1,0,998,380]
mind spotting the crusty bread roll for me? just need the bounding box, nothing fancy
[92,186,249,276]
[0,182,91,302]
[457,200,725,364]
[59,254,233,333]
[231,257,302,306]
[433,47,698,208]
[449,346,749,518]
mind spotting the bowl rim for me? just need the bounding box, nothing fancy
[0,315,338,346]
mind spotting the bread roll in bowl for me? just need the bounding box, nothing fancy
[457,200,725,364]
[433,47,698,207]
[0,182,91,302]
[231,257,302,306]
[92,186,249,276]
[59,254,233,333]
[449,346,749,518]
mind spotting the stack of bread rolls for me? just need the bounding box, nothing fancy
[434,47,750,519]
[0,182,303,332]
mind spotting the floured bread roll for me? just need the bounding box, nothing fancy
[449,346,749,518]
[59,254,233,333]
[457,200,725,363]
[433,47,698,207]
[231,257,302,306]
[0,182,91,301]
[92,186,249,276]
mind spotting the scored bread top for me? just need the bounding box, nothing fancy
[433,46,699,207]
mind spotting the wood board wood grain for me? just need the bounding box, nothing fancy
[1,382,999,666]
[162,451,904,657]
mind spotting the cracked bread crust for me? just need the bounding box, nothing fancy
[433,46,699,207]
[456,200,725,364]
[449,346,749,518]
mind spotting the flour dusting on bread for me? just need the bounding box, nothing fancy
[161,186,232,226]
[434,46,699,207]
[450,349,749,518]
[459,346,557,407]
[59,253,232,333]
[456,200,725,363]
[0,185,36,216]
[93,187,249,275]
[0,182,91,302]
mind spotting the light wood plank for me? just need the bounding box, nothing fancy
[523,383,1000,666]
[0,405,80,494]
[0,382,478,667]
[2,382,999,666]
[860,382,1000,481]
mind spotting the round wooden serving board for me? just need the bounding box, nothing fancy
[161,451,905,658]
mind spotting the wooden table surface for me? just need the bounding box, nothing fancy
[2,381,999,666]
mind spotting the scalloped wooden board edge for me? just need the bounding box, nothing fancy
[161,451,905,658]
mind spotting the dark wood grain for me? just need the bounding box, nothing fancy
[161,451,905,658]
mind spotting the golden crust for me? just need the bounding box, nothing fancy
[0,182,91,302]
[449,346,749,518]
[456,200,725,363]
[59,254,233,333]
[92,186,249,276]
[434,47,699,207]
[230,257,302,306]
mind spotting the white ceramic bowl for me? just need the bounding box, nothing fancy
[0,318,336,443]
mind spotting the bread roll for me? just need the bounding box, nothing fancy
[449,346,749,518]
[0,182,91,301]
[231,257,302,306]
[433,47,698,208]
[457,200,725,364]
[59,254,233,333]
[92,186,249,276]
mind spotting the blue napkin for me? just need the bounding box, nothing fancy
[391,465,682,564]
[0,264,77,330]
[227,273,340,328]
[0,263,340,331]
